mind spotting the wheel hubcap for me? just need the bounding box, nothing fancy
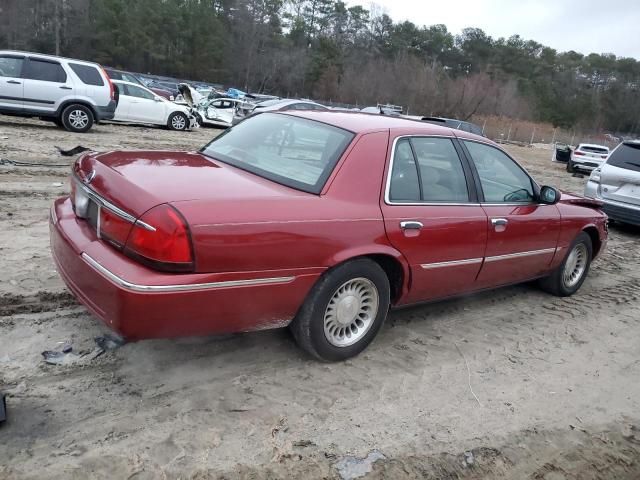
[69,110,88,129]
[323,278,379,347]
[563,243,588,288]
[172,116,186,129]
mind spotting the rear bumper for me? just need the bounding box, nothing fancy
[571,158,603,171]
[49,197,320,340]
[584,186,640,226]
[96,100,117,121]
[602,200,640,226]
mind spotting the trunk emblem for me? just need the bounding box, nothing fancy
[84,170,96,184]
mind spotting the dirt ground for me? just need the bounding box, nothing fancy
[1,116,640,480]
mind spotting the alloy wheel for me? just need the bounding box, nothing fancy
[323,277,379,347]
[563,243,588,288]
[69,110,89,129]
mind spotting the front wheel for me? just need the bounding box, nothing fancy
[290,259,390,362]
[539,232,592,296]
[168,112,189,131]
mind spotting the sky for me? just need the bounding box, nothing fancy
[349,0,640,59]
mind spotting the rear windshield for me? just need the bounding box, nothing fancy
[579,145,608,154]
[69,63,104,86]
[607,143,640,172]
[201,113,354,194]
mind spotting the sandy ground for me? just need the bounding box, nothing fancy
[1,116,640,479]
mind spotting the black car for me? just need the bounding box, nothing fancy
[421,116,485,136]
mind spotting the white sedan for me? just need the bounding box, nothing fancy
[111,80,196,131]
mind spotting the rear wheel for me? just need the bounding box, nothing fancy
[168,112,189,131]
[290,259,390,362]
[61,104,94,133]
[539,232,592,297]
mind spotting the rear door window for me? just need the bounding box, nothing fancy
[69,63,104,86]
[607,143,640,172]
[580,145,609,154]
[0,56,24,77]
[388,137,470,203]
[24,59,67,83]
[412,138,470,202]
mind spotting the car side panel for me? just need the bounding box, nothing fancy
[178,131,395,275]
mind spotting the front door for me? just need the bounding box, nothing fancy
[124,84,165,124]
[0,54,25,111]
[381,136,488,304]
[461,139,560,288]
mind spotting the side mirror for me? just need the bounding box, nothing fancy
[539,185,560,205]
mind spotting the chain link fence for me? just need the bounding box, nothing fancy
[471,115,625,150]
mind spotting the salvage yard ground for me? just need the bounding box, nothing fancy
[1,116,640,479]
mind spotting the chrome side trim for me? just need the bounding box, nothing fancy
[81,253,296,292]
[421,258,483,270]
[484,248,556,263]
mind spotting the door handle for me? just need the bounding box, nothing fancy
[59,86,72,90]
[400,221,423,230]
[491,218,508,226]
[7,80,21,84]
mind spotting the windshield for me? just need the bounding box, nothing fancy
[607,143,640,172]
[200,113,354,194]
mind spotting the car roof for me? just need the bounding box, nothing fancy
[281,111,484,138]
[0,50,100,66]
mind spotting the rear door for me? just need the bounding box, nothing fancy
[0,54,25,110]
[380,135,488,304]
[599,143,640,207]
[22,57,71,114]
[461,140,560,288]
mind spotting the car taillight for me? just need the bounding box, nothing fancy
[574,151,585,156]
[124,204,194,272]
[99,208,133,248]
[101,67,115,101]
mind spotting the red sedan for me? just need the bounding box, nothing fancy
[50,112,607,361]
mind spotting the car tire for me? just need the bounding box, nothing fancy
[290,258,390,362]
[61,104,94,133]
[168,112,189,131]
[539,232,592,297]
[566,160,575,173]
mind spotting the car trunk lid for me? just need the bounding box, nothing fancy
[73,150,307,219]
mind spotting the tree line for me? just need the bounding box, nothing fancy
[1,0,639,134]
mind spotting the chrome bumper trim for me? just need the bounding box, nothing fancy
[81,253,295,292]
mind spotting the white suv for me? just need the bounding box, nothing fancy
[0,50,117,133]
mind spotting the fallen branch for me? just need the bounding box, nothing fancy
[455,342,483,407]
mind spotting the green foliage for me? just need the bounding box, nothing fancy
[0,0,638,133]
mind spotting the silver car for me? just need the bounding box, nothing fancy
[0,50,117,132]
[584,141,640,225]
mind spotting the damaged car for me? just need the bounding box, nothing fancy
[50,112,607,361]
[111,80,196,131]
[194,97,245,128]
